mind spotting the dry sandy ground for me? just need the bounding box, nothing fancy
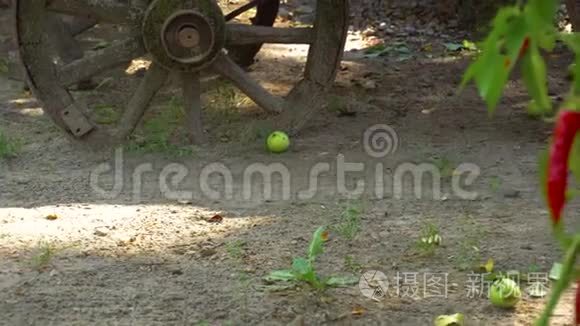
[1,6,580,326]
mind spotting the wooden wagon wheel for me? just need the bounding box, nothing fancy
[14,0,349,146]
[54,0,279,69]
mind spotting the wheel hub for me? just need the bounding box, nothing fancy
[143,0,226,72]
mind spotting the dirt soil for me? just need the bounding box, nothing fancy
[2,4,580,326]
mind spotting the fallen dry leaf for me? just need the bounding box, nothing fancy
[351,305,365,316]
[207,214,223,223]
[45,214,58,221]
[479,258,494,273]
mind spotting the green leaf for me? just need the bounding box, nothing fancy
[264,270,297,283]
[475,53,511,113]
[92,40,111,51]
[461,7,522,113]
[434,313,465,326]
[363,44,388,58]
[308,226,326,262]
[567,188,580,201]
[528,0,557,26]
[292,257,313,276]
[444,42,463,52]
[521,45,551,115]
[291,257,320,286]
[0,58,8,75]
[569,134,580,184]
[462,40,478,51]
[503,15,528,57]
[325,276,359,287]
[562,35,580,97]
[548,262,563,281]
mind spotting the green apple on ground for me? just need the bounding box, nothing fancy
[489,278,522,308]
[266,131,290,153]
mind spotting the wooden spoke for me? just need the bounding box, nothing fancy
[62,16,97,36]
[46,14,84,64]
[58,37,145,87]
[182,72,207,144]
[212,53,283,113]
[47,0,131,24]
[115,63,169,140]
[130,0,149,9]
[226,24,314,45]
[225,0,259,21]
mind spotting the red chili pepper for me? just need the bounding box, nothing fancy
[574,280,580,325]
[518,36,530,59]
[547,110,580,224]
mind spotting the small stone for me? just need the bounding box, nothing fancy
[173,248,187,255]
[170,268,183,275]
[94,227,108,237]
[14,178,30,185]
[200,248,217,257]
[502,189,521,199]
[361,80,377,90]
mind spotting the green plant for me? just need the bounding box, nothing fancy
[334,202,362,240]
[0,131,21,159]
[226,240,246,261]
[415,222,442,256]
[205,81,243,124]
[0,57,8,75]
[489,176,502,193]
[327,95,352,116]
[453,217,487,271]
[343,255,363,273]
[431,157,454,178]
[265,226,358,289]
[528,261,541,274]
[237,121,271,144]
[233,271,252,321]
[30,241,56,271]
[93,105,120,125]
[125,96,192,156]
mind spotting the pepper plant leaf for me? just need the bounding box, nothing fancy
[569,134,580,185]
[264,270,297,283]
[461,7,521,114]
[521,44,551,115]
[308,226,326,262]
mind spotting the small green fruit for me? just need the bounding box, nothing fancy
[489,278,521,308]
[266,131,290,153]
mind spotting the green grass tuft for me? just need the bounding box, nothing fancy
[0,131,21,159]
